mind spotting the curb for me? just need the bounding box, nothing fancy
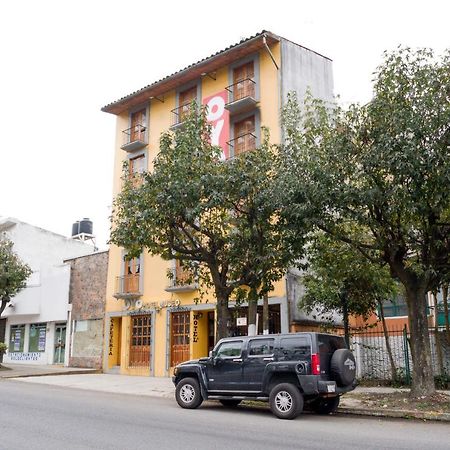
[338,407,450,422]
[0,369,101,379]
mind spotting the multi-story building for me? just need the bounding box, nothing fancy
[0,217,94,365]
[102,31,334,377]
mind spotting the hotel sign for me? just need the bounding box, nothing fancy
[203,90,230,159]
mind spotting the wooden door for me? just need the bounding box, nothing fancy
[233,62,255,101]
[130,109,146,142]
[129,315,151,367]
[179,86,197,121]
[233,115,255,155]
[171,311,190,367]
[129,154,146,186]
[175,260,191,286]
[124,257,140,293]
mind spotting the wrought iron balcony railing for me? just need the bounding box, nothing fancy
[114,274,141,298]
[170,102,193,128]
[165,266,198,292]
[226,132,257,157]
[225,78,257,114]
[121,124,148,151]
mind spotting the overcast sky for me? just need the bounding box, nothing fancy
[1,0,448,248]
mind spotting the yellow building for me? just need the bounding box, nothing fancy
[102,31,334,377]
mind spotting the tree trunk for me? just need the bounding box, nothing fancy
[0,297,8,318]
[216,291,231,341]
[432,292,445,376]
[340,292,350,348]
[378,299,398,382]
[404,285,435,397]
[247,289,258,336]
[262,293,269,335]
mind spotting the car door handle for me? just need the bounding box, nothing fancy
[263,357,274,361]
[232,358,243,362]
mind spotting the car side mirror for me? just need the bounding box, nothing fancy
[209,350,213,358]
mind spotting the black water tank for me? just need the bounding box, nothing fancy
[79,218,93,235]
[71,221,80,236]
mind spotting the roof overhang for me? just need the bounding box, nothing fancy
[101,31,280,116]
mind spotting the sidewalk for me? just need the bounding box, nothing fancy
[7,371,450,421]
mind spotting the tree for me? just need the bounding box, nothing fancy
[282,47,450,397]
[300,231,398,345]
[110,107,304,340]
[0,237,32,318]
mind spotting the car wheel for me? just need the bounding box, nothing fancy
[269,383,303,420]
[219,399,242,408]
[311,396,340,415]
[175,377,203,409]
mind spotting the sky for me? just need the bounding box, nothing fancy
[1,0,448,249]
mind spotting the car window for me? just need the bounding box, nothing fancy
[279,337,310,361]
[318,335,346,354]
[215,340,243,358]
[248,339,275,356]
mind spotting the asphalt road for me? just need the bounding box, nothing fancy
[0,380,448,450]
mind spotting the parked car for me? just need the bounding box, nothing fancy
[173,332,356,419]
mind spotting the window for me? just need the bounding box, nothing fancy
[173,85,197,125]
[130,109,147,143]
[380,295,408,317]
[129,314,151,367]
[124,256,141,293]
[232,61,255,102]
[29,323,46,352]
[129,154,146,187]
[232,115,256,156]
[248,338,274,356]
[215,340,243,358]
[9,324,25,352]
[279,337,310,361]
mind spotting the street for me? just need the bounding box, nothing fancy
[0,380,448,450]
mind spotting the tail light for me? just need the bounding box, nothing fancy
[311,353,321,375]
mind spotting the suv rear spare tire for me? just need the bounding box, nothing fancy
[269,383,303,420]
[175,377,203,409]
[330,349,356,387]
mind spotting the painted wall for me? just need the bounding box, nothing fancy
[0,218,94,365]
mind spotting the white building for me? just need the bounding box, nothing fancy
[0,217,94,365]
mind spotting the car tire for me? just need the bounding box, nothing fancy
[175,377,203,409]
[311,396,340,415]
[330,349,356,387]
[269,383,303,420]
[219,399,242,408]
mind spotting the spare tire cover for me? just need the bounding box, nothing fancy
[330,349,356,387]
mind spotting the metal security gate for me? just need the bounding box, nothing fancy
[129,315,151,368]
[171,311,190,367]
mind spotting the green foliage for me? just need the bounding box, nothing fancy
[300,230,397,322]
[111,106,306,337]
[0,342,7,354]
[282,47,450,395]
[0,236,32,316]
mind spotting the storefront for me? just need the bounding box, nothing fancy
[105,296,288,377]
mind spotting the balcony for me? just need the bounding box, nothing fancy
[225,78,258,115]
[114,274,142,299]
[170,103,191,130]
[227,132,256,157]
[120,124,148,152]
[165,266,198,293]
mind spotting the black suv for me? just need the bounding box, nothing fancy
[173,332,356,419]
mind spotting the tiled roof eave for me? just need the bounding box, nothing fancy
[101,31,280,115]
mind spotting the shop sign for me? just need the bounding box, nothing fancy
[192,313,201,343]
[237,317,247,326]
[8,352,41,361]
[109,320,114,356]
[124,298,183,312]
[203,90,230,159]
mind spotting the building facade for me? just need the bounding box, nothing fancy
[102,31,334,377]
[0,218,94,365]
[66,250,108,369]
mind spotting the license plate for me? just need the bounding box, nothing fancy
[327,385,336,393]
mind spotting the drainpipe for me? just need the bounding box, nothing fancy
[263,35,279,70]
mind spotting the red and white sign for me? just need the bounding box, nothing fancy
[203,90,230,159]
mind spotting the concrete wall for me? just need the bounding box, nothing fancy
[280,39,334,106]
[67,251,108,369]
